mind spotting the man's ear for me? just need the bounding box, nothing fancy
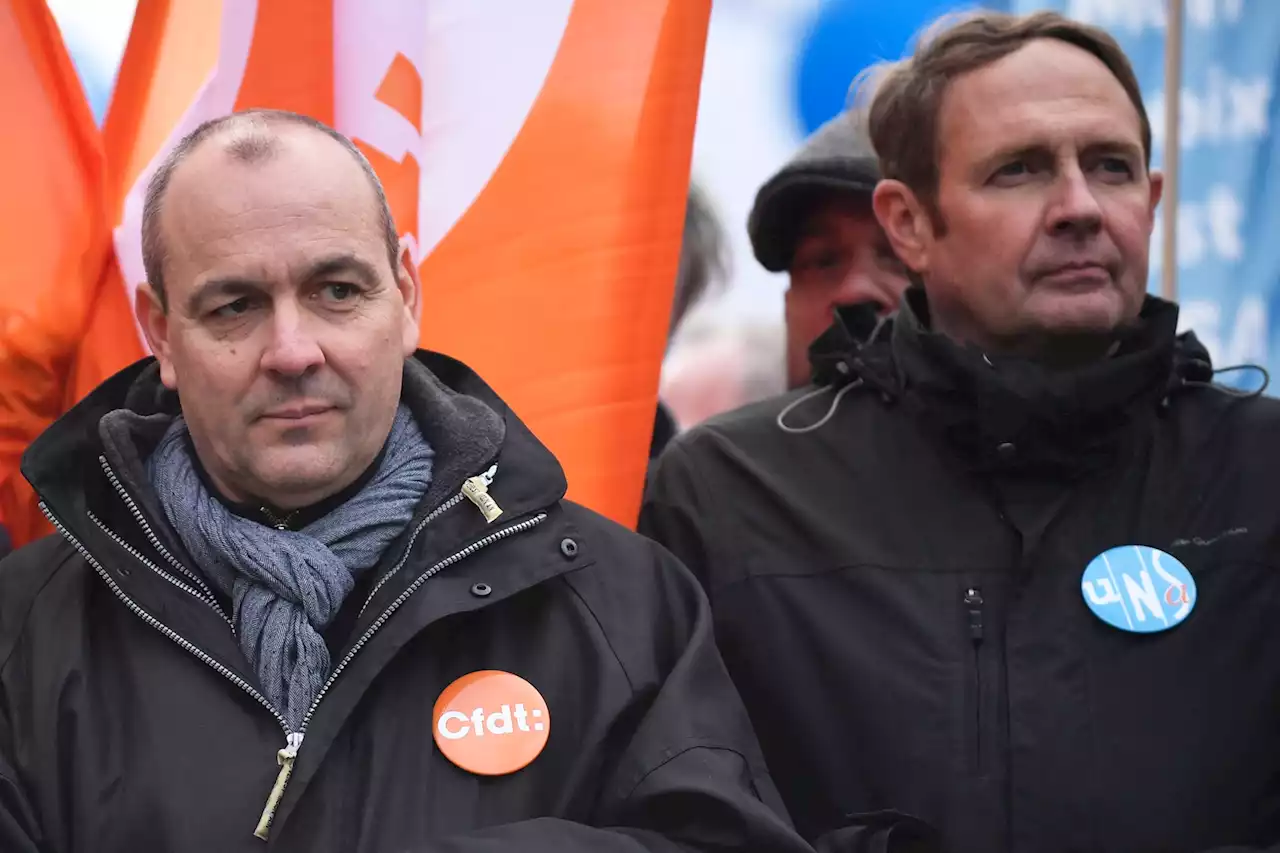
[872,179,933,274]
[135,282,178,389]
[1147,168,1165,224]
[395,240,422,356]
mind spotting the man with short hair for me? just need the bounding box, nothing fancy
[0,110,811,853]
[748,109,910,389]
[643,11,1280,853]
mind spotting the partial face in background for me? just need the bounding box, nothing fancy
[137,126,421,510]
[873,39,1162,356]
[785,195,909,387]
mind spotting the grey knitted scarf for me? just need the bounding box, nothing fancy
[148,405,434,730]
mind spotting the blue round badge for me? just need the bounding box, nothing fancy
[1081,546,1197,633]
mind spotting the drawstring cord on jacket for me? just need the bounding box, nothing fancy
[776,316,891,435]
[782,330,1272,433]
[1162,360,1270,409]
[776,378,865,435]
[1201,364,1270,397]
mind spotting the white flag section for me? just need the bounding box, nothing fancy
[112,0,258,345]
[346,0,575,263]
[109,0,576,343]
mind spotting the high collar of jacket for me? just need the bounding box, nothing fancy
[23,351,569,538]
[810,287,1211,477]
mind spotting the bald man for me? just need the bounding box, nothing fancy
[0,110,808,853]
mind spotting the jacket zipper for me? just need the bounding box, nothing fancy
[99,456,228,620]
[86,509,234,628]
[38,501,292,738]
[461,464,503,522]
[43,462,540,841]
[357,464,498,618]
[252,508,547,838]
[963,586,985,775]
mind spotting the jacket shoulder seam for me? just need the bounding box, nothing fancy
[616,739,751,804]
[558,569,637,694]
[664,435,736,578]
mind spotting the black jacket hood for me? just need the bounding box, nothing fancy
[804,287,1214,477]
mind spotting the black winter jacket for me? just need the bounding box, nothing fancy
[641,289,1280,853]
[0,352,809,853]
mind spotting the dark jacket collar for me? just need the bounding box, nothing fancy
[22,351,569,543]
[809,287,1210,478]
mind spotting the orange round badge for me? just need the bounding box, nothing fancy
[432,670,550,776]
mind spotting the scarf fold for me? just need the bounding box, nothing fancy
[148,405,434,730]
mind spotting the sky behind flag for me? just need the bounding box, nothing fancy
[45,0,136,122]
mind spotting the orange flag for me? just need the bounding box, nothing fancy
[0,0,109,547]
[63,0,219,406]
[417,3,709,527]
[71,0,709,535]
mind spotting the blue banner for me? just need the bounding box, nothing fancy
[1015,0,1277,388]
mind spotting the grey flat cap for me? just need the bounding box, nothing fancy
[747,110,880,273]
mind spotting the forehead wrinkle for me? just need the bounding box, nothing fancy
[938,43,1143,180]
[158,131,392,308]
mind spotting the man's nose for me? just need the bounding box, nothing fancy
[1046,166,1103,238]
[260,302,324,376]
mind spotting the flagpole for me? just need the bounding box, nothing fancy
[1161,0,1184,302]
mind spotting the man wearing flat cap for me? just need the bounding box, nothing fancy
[748,109,910,388]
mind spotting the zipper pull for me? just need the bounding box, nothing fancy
[253,732,304,840]
[462,464,503,523]
[259,506,297,531]
[964,587,985,645]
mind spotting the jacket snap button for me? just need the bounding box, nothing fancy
[996,441,1017,459]
[470,582,492,597]
[559,538,579,559]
